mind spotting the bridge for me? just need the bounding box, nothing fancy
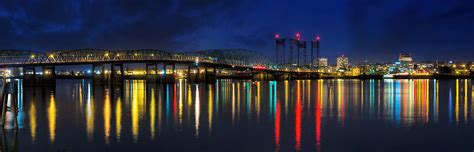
[0,49,321,83]
[0,49,274,67]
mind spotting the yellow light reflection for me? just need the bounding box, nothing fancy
[104,89,111,144]
[179,80,184,127]
[131,80,145,142]
[195,85,200,138]
[86,84,94,141]
[186,84,191,125]
[256,82,261,122]
[208,85,213,133]
[48,92,56,143]
[464,80,468,123]
[115,97,122,142]
[316,79,323,151]
[237,83,241,121]
[284,81,289,118]
[456,79,459,124]
[232,83,236,125]
[150,88,156,140]
[361,81,364,113]
[188,84,192,107]
[307,80,311,111]
[29,101,37,141]
[337,80,342,124]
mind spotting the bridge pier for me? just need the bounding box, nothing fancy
[186,66,216,84]
[22,66,36,86]
[92,64,106,84]
[146,63,158,82]
[111,63,124,84]
[41,66,56,85]
[161,63,175,84]
[1,79,19,129]
[42,66,55,78]
[187,66,198,83]
[205,67,216,84]
[252,72,275,81]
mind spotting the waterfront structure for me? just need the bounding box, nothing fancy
[310,36,320,66]
[0,48,326,81]
[314,57,328,67]
[274,34,285,64]
[0,48,472,79]
[399,53,413,63]
[397,53,414,73]
[274,33,321,66]
[336,55,349,71]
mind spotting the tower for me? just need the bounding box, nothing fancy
[275,34,286,64]
[294,32,307,66]
[311,35,320,67]
[289,33,299,65]
[297,40,306,66]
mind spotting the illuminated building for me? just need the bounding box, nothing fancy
[350,67,361,76]
[396,53,414,74]
[399,53,413,63]
[336,55,349,71]
[314,57,328,67]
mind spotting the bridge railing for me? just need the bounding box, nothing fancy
[0,49,259,68]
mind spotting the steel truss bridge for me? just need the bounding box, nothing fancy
[0,49,274,68]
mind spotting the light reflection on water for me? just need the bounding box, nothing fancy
[2,79,473,151]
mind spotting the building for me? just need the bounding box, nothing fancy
[350,67,361,76]
[397,53,414,73]
[336,55,349,70]
[314,57,328,67]
[399,53,413,63]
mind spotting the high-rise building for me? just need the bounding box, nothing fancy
[336,55,349,70]
[314,57,328,67]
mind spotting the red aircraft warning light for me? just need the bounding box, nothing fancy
[296,32,301,41]
[275,34,280,39]
[316,35,320,41]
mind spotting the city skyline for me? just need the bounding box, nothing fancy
[0,0,472,63]
[0,1,473,152]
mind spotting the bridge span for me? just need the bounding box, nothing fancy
[0,49,322,83]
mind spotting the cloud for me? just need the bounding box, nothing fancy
[0,0,472,62]
[0,0,248,51]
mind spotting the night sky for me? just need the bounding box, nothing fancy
[0,0,473,63]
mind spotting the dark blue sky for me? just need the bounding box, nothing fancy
[0,0,473,63]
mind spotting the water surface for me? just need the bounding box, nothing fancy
[5,79,474,151]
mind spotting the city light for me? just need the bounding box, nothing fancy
[0,1,470,151]
[253,65,266,70]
